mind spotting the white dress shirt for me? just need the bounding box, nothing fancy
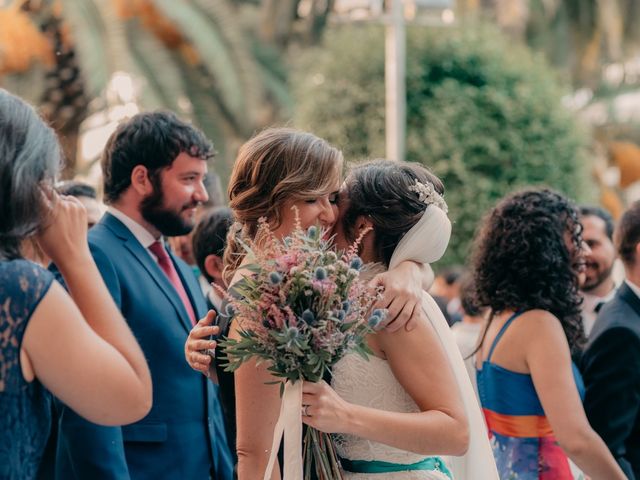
[582,287,617,336]
[207,288,224,312]
[625,279,640,300]
[107,207,163,263]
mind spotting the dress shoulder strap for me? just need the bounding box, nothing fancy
[486,312,523,363]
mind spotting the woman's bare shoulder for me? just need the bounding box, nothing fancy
[517,309,565,333]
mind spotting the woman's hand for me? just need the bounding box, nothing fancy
[36,192,89,266]
[370,261,433,332]
[184,310,220,376]
[302,380,353,434]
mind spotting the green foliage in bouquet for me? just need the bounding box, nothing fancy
[292,22,592,267]
[219,218,381,391]
[218,217,382,480]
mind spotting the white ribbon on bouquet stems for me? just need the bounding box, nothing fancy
[263,381,304,480]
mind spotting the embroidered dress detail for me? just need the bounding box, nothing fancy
[332,352,451,480]
[0,260,54,480]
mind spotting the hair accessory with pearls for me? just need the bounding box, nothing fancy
[408,179,448,213]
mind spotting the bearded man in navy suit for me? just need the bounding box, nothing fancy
[53,112,233,479]
[583,201,640,480]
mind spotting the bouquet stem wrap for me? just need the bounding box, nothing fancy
[263,381,303,480]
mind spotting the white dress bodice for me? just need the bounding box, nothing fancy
[331,353,451,480]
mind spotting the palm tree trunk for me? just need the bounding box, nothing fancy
[59,128,79,179]
[259,0,299,46]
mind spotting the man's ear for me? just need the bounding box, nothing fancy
[634,242,640,264]
[131,165,154,196]
[204,254,224,284]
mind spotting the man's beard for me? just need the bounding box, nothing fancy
[581,261,614,292]
[140,185,197,236]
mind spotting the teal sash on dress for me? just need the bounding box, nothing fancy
[340,456,453,478]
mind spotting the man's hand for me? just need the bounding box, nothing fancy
[184,310,220,380]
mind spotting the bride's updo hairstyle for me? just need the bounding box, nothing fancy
[224,127,343,284]
[341,159,448,267]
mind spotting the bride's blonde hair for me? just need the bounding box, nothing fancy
[223,128,343,284]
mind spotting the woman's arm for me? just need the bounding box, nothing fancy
[231,321,282,480]
[526,311,626,480]
[302,307,468,456]
[22,282,152,426]
[228,265,282,479]
[21,195,152,426]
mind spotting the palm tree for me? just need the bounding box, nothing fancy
[457,0,640,89]
[0,0,89,172]
[0,0,292,180]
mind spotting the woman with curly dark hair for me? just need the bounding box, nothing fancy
[472,188,624,480]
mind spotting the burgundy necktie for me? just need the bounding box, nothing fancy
[149,241,196,326]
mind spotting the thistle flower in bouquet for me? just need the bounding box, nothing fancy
[218,217,385,480]
[219,217,384,388]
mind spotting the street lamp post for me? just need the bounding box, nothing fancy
[332,0,454,162]
[385,0,406,162]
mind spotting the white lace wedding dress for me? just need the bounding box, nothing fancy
[329,205,498,480]
[332,352,452,480]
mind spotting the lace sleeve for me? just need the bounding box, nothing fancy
[0,260,54,393]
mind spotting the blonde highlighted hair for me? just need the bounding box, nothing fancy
[223,128,343,284]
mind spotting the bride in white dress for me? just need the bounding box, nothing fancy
[301,160,498,480]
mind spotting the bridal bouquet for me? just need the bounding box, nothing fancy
[219,217,384,480]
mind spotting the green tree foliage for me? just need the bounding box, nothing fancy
[292,23,591,266]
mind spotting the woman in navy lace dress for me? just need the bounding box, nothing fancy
[0,89,153,479]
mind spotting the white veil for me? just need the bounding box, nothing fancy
[389,206,499,480]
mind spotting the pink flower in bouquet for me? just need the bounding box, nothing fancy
[218,217,384,480]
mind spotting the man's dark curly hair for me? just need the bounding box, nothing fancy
[471,188,586,355]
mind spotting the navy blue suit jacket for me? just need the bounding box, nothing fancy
[53,213,233,480]
[582,282,640,480]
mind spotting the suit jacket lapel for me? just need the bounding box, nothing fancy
[102,213,193,333]
[618,282,640,318]
[169,248,207,319]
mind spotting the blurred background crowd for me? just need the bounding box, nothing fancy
[2,1,640,260]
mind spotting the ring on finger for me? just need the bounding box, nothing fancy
[302,404,310,417]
